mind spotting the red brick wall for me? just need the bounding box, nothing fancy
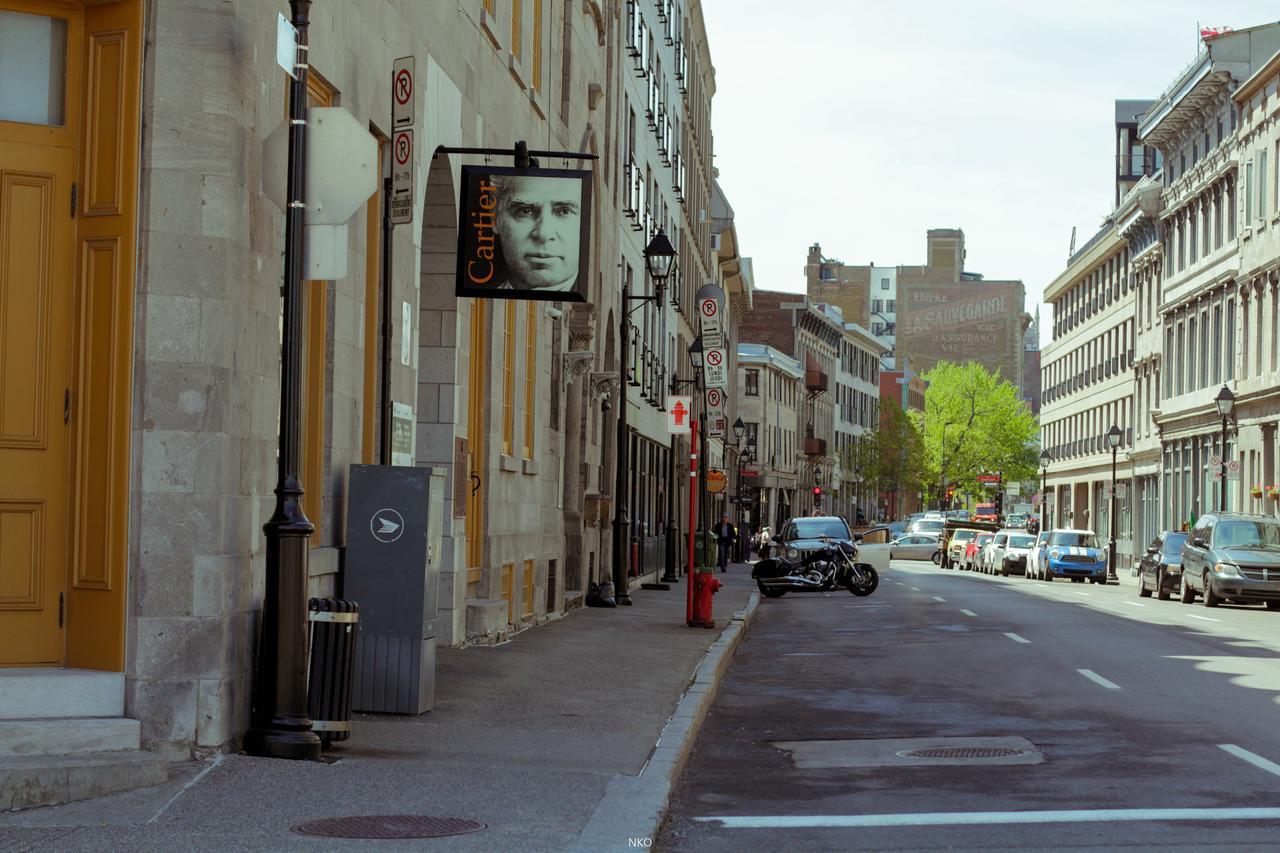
[738,290,799,354]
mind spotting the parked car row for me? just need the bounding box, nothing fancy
[948,512,1280,612]
[1140,513,1280,610]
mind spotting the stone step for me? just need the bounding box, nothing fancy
[0,751,168,811]
[0,669,124,720]
[0,717,141,757]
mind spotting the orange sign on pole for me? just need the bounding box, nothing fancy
[707,470,727,494]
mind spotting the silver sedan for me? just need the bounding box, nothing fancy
[891,534,942,562]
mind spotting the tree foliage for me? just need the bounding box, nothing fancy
[911,360,1038,503]
[865,396,928,500]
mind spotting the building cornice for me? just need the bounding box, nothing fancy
[1043,226,1123,303]
[1233,47,1280,104]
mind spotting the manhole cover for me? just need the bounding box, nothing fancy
[292,815,486,839]
[906,746,1026,759]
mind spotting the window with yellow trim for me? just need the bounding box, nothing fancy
[522,560,535,619]
[510,0,522,61]
[483,0,495,14]
[297,69,337,547]
[523,301,537,458]
[531,0,543,92]
[502,299,516,455]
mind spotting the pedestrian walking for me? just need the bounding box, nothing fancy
[715,513,737,573]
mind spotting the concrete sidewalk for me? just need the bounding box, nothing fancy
[0,568,758,852]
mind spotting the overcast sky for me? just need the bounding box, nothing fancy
[700,1,1279,346]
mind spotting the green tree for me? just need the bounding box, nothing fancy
[866,396,927,517]
[911,360,1038,507]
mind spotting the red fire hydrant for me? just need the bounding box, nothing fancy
[690,569,721,628]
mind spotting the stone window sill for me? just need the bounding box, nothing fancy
[499,453,521,473]
[523,457,540,475]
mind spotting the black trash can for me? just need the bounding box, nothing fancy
[307,598,359,747]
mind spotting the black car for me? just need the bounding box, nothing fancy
[773,516,854,563]
[1137,530,1187,600]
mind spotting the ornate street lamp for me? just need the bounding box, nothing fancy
[1215,384,1236,512]
[1038,449,1051,531]
[245,0,321,761]
[1106,424,1122,582]
[613,230,677,606]
[687,335,704,370]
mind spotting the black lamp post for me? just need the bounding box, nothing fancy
[730,416,746,560]
[1038,449,1051,531]
[245,0,320,761]
[1215,384,1236,512]
[852,466,863,525]
[613,230,676,606]
[939,421,955,511]
[1106,424,1122,582]
[663,339,704,583]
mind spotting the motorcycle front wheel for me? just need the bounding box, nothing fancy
[847,566,879,597]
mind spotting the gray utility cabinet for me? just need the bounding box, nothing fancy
[344,464,445,714]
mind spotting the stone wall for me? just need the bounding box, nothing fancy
[126,0,617,755]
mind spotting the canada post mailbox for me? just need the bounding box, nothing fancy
[344,464,445,714]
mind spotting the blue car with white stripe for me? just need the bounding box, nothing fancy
[1042,529,1107,584]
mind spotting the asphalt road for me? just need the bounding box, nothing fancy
[657,560,1280,852]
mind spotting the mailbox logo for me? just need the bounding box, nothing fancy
[370,508,405,543]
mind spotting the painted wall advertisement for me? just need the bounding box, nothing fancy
[896,282,1024,378]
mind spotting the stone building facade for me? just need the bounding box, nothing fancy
[1231,46,1280,520]
[1041,219,1137,562]
[0,0,728,779]
[1140,24,1280,534]
[832,322,882,524]
[737,291,843,514]
[1040,26,1280,575]
[736,344,802,531]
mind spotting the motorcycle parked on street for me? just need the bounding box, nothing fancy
[751,537,879,599]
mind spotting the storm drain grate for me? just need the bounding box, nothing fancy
[292,815,486,839]
[905,746,1026,759]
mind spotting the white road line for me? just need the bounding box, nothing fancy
[1124,601,1146,608]
[1073,591,1091,597]
[909,586,920,591]
[932,596,946,602]
[1219,744,1280,779]
[1188,614,1220,622]
[1004,632,1030,644]
[960,609,977,617]
[695,807,1280,829]
[1077,668,1121,690]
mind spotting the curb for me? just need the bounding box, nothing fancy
[571,590,761,851]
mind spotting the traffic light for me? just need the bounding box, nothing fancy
[995,491,1004,516]
[812,485,822,496]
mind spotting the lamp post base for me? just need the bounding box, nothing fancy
[243,718,321,761]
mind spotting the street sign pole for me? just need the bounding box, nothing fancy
[382,56,414,462]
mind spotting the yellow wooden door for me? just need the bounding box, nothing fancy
[63,0,143,670]
[0,2,83,666]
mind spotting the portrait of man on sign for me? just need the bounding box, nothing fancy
[456,165,592,302]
